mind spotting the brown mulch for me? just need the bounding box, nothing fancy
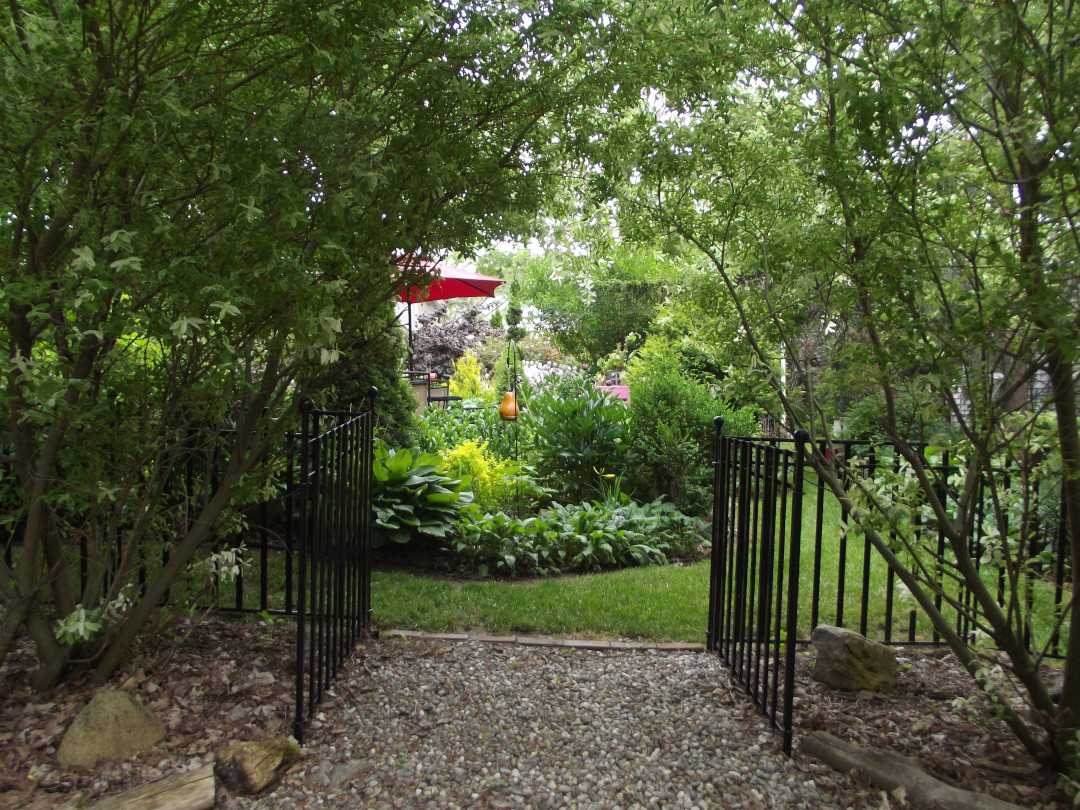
[0,618,1072,809]
[0,616,296,809]
[792,648,1070,808]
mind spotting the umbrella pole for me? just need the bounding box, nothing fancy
[407,303,414,365]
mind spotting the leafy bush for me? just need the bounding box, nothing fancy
[625,340,758,513]
[321,303,419,448]
[439,440,548,514]
[526,373,635,500]
[371,440,473,549]
[449,494,704,577]
[411,302,503,379]
[449,512,564,577]
[448,351,493,401]
[417,404,523,461]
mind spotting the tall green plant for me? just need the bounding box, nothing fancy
[526,374,635,500]
[625,339,758,512]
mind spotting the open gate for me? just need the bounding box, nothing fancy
[292,392,376,742]
[706,419,808,755]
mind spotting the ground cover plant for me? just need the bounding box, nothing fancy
[449,493,704,578]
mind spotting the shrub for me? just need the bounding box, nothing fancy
[449,494,705,577]
[439,440,547,514]
[411,302,503,379]
[449,512,564,577]
[322,303,418,448]
[625,342,759,513]
[448,351,493,401]
[526,373,635,501]
[371,440,473,549]
[417,404,523,461]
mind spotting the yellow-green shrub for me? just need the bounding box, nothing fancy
[439,440,516,513]
[448,351,492,401]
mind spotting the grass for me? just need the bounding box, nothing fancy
[370,561,711,642]
[356,469,1069,650]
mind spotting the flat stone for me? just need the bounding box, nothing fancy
[471,634,517,644]
[58,690,166,768]
[516,636,557,646]
[561,639,611,650]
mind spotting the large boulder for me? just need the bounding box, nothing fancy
[57,690,166,768]
[811,624,898,692]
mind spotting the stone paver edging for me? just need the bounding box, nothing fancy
[384,628,704,652]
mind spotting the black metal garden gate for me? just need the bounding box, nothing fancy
[706,420,808,755]
[292,393,376,742]
[706,419,1071,756]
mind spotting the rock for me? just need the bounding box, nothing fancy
[57,690,166,768]
[811,625,897,692]
[215,736,300,795]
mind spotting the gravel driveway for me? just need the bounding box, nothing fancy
[233,634,854,809]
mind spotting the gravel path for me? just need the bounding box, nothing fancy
[232,635,851,809]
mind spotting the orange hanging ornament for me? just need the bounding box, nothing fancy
[498,391,519,421]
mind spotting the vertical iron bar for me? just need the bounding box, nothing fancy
[860,446,876,637]
[259,499,269,612]
[782,430,808,755]
[734,440,752,679]
[722,435,739,664]
[293,399,313,743]
[770,447,792,723]
[286,434,295,615]
[707,417,725,652]
[811,466,825,630]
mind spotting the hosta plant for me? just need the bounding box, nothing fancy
[449,494,705,577]
[372,440,473,548]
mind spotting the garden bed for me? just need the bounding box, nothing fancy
[793,649,1068,807]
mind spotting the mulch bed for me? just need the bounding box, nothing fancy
[791,648,1070,807]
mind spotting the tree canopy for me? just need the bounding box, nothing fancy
[599,0,1080,774]
[0,0,629,687]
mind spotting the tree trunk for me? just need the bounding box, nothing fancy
[1046,338,1080,767]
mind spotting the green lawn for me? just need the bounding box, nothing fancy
[371,562,712,642]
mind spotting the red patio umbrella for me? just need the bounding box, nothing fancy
[396,258,505,357]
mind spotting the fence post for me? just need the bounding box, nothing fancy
[707,417,725,652]
[781,428,808,755]
[293,397,314,743]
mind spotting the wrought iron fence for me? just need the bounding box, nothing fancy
[1,394,376,745]
[292,396,376,742]
[707,420,1071,755]
[707,421,808,754]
